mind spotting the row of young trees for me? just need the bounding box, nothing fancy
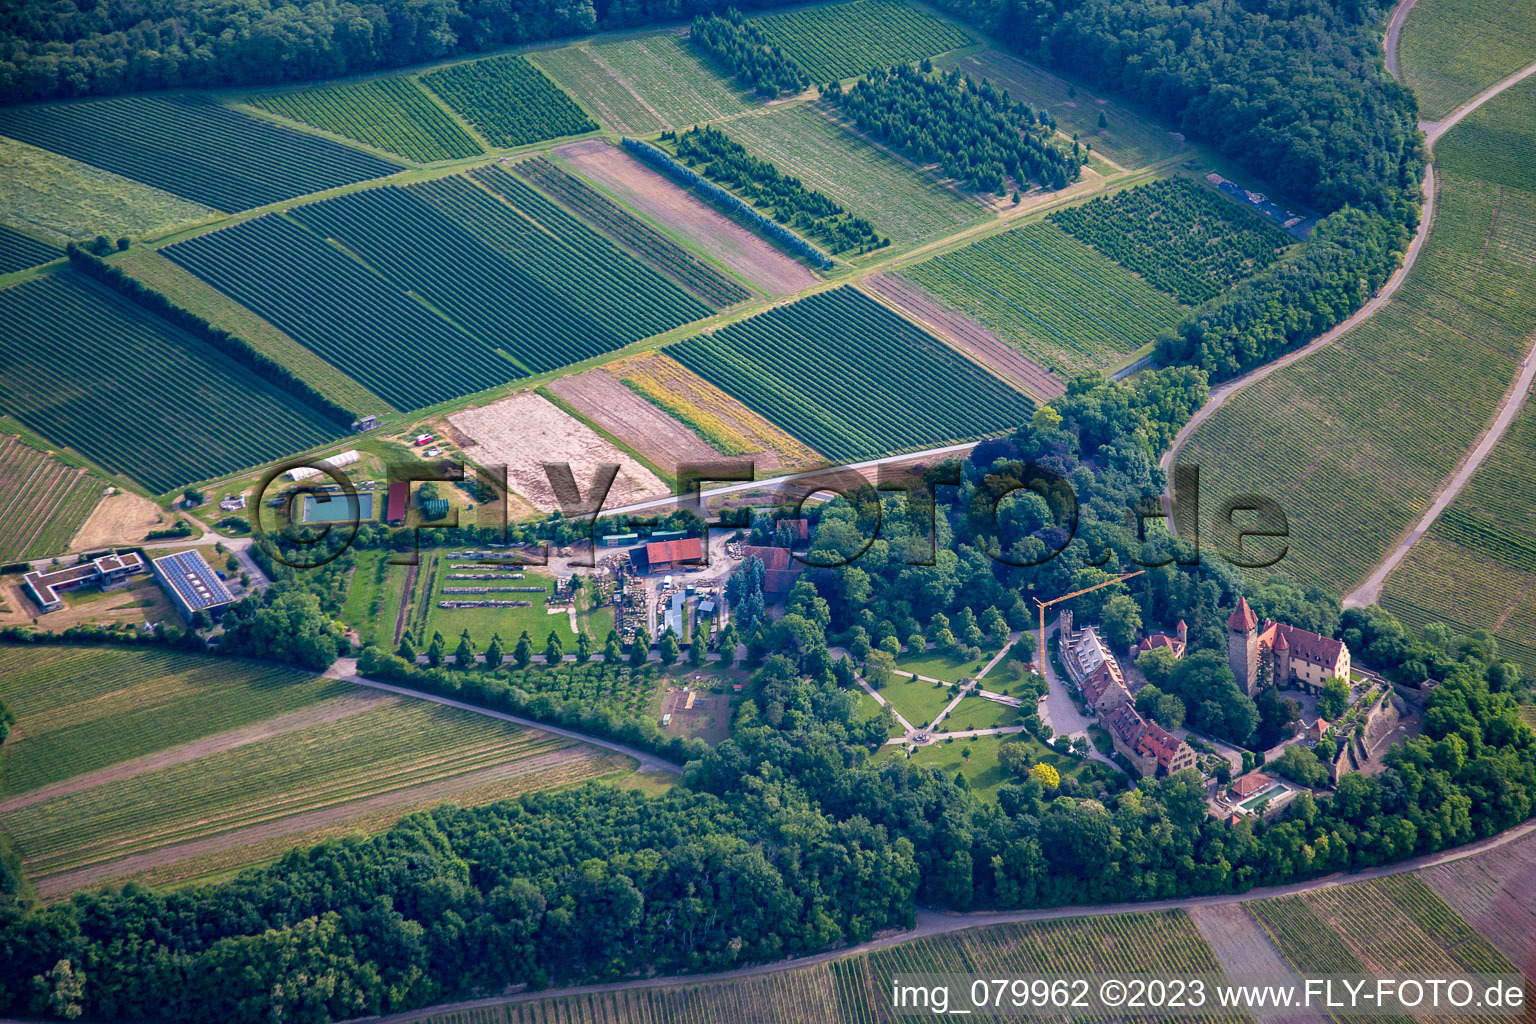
[671,125,886,254]
[823,64,1083,193]
[689,9,809,96]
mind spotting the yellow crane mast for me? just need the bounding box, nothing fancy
[1033,570,1146,673]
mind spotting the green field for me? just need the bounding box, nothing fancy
[340,550,412,648]
[162,209,511,411]
[1398,0,1536,119]
[667,287,1034,461]
[528,46,669,136]
[115,247,394,418]
[0,224,61,274]
[0,646,346,797]
[895,647,996,683]
[938,696,1024,731]
[938,50,1188,170]
[0,436,101,561]
[725,102,986,245]
[498,663,666,719]
[589,34,753,126]
[1049,177,1294,303]
[408,910,1233,1023]
[0,136,217,246]
[1381,402,1536,675]
[248,76,483,163]
[751,0,971,84]
[2,697,610,884]
[0,271,343,492]
[0,94,398,212]
[1180,78,1536,595]
[876,672,956,726]
[421,54,596,148]
[901,221,1187,376]
[514,156,751,306]
[419,555,579,649]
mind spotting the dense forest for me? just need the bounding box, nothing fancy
[824,64,1083,192]
[671,125,887,254]
[3,368,1532,1022]
[690,9,809,96]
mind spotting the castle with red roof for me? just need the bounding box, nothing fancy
[1227,598,1351,697]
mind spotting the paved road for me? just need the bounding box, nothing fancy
[325,659,683,775]
[355,817,1536,1024]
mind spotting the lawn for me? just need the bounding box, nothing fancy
[873,672,956,727]
[421,555,580,649]
[938,696,1024,732]
[0,645,347,797]
[879,732,1080,799]
[856,690,904,738]
[1180,79,1536,595]
[723,102,988,245]
[895,646,996,683]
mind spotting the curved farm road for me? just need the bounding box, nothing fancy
[1163,51,1536,590]
[359,817,1536,1024]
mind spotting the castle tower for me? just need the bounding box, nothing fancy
[1227,598,1260,696]
[1272,629,1291,688]
[1176,619,1188,644]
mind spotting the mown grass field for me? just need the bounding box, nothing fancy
[894,647,996,683]
[115,247,394,418]
[3,696,610,883]
[0,646,346,797]
[340,549,411,649]
[751,0,972,84]
[725,102,986,245]
[667,288,1033,461]
[1381,401,1536,675]
[413,910,1236,1024]
[0,270,344,493]
[418,553,579,650]
[938,697,1024,732]
[248,76,483,163]
[1180,78,1536,595]
[0,94,398,213]
[591,33,753,127]
[0,136,216,247]
[1398,0,1536,119]
[901,221,1187,377]
[874,672,956,726]
[0,436,101,562]
[938,49,1187,170]
[528,45,669,136]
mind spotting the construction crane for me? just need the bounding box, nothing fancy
[1033,570,1146,674]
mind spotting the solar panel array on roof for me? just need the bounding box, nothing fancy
[153,550,234,613]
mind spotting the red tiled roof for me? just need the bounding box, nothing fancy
[1228,597,1258,631]
[1081,664,1125,707]
[1260,621,1345,667]
[1102,701,1146,745]
[740,545,794,571]
[763,569,800,594]
[1136,721,1188,769]
[1231,772,1273,797]
[647,537,703,564]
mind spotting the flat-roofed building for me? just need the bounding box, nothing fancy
[151,550,234,621]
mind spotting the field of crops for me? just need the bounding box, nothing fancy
[3,696,603,884]
[0,95,398,212]
[515,156,750,306]
[421,55,596,147]
[0,137,217,248]
[1399,0,1536,119]
[0,224,60,274]
[1049,178,1293,303]
[751,0,971,84]
[162,211,514,410]
[724,103,986,245]
[667,287,1032,461]
[0,271,342,492]
[502,663,665,719]
[1419,830,1536,973]
[590,34,752,126]
[115,248,394,417]
[248,76,482,163]
[416,911,1236,1024]
[0,645,346,798]
[1380,393,1536,674]
[0,436,101,562]
[1179,79,1536,595]
[528,46,668,136]
[901,221,1186,376]
[1246,895,1368,973]
[937,50,1187,170]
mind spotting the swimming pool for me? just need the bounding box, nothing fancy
[301,491,374,523]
